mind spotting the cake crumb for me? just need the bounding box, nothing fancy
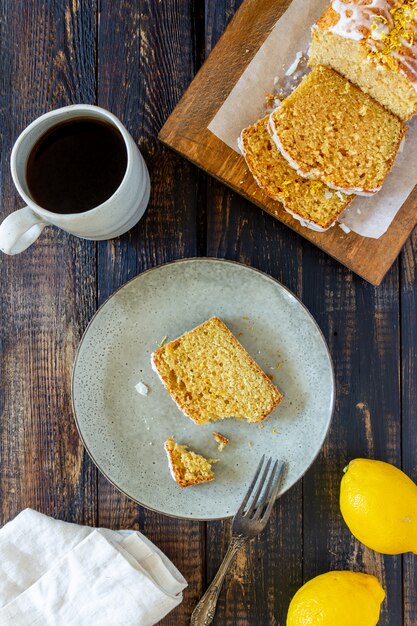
[271,427,280,435]
[339,223,351,234]
[285,50,303,76]
[212,432,230,451]
[164,437,216,487]
[265,92,276,109]
[135,381,149,396]
[157,335,168,347]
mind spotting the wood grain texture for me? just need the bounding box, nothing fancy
[159,0,417,286]
[96,1,204,623]
[0,0,98,527]
[301,252,402,625]
[400,233,417,626]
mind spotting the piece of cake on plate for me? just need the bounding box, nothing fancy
[309,0,417,120]
[164,437,216,487]
[212,431,230,451]
[239,115,353,231]
[268,65,406,195]
[152,317,282,424]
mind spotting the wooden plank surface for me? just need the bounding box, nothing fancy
[95,1,205,624]
[0,0,98,524]
[0,1,415,626]
[300,256,403,625]
[159,0,417,286]
[400,233,417,625]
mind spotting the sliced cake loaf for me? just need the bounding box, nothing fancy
[269,65,406,195]
[164,438,215,487]
[309,0,417,120]
[152,317,282,425]
[239,115,353,230]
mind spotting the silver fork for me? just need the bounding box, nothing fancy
[190,455,286,626]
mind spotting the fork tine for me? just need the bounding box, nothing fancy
[260,462,286,522]
[252,459,279,521]
[245,457,272,516]
[236,455,265,515]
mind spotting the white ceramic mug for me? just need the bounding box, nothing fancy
[0,104,150,255]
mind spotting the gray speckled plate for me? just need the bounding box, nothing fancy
[72,258,334,520]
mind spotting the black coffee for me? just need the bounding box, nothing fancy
[26,117,128,214]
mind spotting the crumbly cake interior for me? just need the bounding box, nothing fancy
[165,438,215,487]
[269,65,406,193]
[153,317,282,425]
[241,116,352,229]
[309,30,417,121]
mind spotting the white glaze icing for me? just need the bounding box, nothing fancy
[325,180,379,196]
[339,222,352,233]
[284,207,334,231]
[164,442,180,483]
[329,0,399,41]
[268,116,313,177]
[135,381,149,396]
[285,51,303,76]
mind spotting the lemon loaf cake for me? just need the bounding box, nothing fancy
[309,0,417,120]
[269,65,406,195]
[152,317,282,425]
[164,438,215,487]
[239,115,353,230]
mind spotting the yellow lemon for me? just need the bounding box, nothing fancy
[340,458,417,554]
[286,571,385,626]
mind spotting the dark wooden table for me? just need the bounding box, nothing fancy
[0,2,416,625]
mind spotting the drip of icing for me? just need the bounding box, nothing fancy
[329,0,399,41]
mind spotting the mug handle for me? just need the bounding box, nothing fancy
[0,206,47,255]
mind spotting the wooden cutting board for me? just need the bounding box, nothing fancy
[159,0,417,285]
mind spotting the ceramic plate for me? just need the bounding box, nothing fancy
[72,258,334,520]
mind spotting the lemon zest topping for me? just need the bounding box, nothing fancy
[368,1,417,72]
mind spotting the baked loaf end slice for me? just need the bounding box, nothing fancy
[269,65,406,195]
[164,438,215,487]
[152,317,282,425]
[240,115,353,230]
[309,0,417,121]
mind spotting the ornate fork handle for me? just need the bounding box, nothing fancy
[190,536,248,626]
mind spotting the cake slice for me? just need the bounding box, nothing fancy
[309,0,417,121]
[152,317,282,425]
[269,65,406,195]
[239,115,353,230]
[164,437,215,487]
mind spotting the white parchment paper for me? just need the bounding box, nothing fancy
[208,0,417,239]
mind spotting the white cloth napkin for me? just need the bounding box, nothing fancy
[0,508,187,625]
